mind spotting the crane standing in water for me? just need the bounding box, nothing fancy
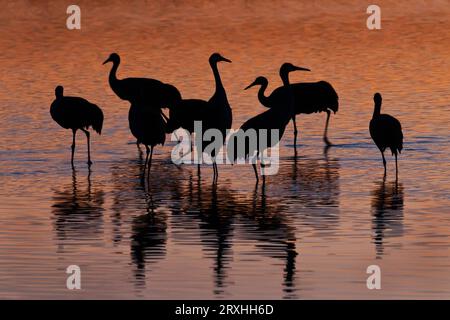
[103,53,181,149]
[369,93,403,179]
[50,86,104,168]
[166,53,233,182]
[128,103,166,179]
[256,67,338,148]
[231,63,306,183]
[103,53,181,109]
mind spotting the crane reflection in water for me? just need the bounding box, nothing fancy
[371,178,404,259]
[51,169,105,252]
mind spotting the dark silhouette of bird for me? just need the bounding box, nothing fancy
[255,67,339,147]
[103,53,182,109]
[166,53,232,182]
[103,53,181,150]
[369,93,403,178]
[229,63,303,183]
[50,86,104,167]
[128,103,166,180]
[166,99,209,134]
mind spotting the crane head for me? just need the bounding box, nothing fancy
[279,63,310,77]
[209,53,232,64]
[103,53,120,65]
[55,85,64,98]
[244,76,268,90]
[374,92,382,105]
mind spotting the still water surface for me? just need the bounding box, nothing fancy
[0,0,449,298]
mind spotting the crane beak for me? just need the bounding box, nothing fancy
[102,58,111,65]
[220,56,232,63]
[294,66,311,72]
[244,81,257,90]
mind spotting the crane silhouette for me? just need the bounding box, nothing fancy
[50,86,104,168]
[369,93,403,178]
[103,53,181,149]
[166,53,232,182]
[103,53,181,109]
[128,103,166,180]
[229,63,305,183]
[256,67,338,147]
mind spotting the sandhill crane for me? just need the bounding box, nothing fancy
[166,53,232,182]
[50,86,104,167]
[103,53,181,149]
[230,63,304,183]
[369,93,403,178]
[128,103,166,180]
[256,67,338,147]
[103,53,181,109]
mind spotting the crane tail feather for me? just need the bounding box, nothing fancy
[91,105,104,135]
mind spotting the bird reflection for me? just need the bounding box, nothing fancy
[51,169,105,251]
[287,155,340,206]
[239,184,298,299]
[110,153,147,247]
[371,178,404,258]
[183,176,298,298]
[130,210,168,289]
[110,151,184,289]
[275,155,340,236]
[185,176,235,295]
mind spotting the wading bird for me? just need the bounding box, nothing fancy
[129,103,166,179]
[369,93,403,178]
[166,53,232,182]
[230,63,304,183]
[50,86,104,167]
[256,67,339,147]
[103,53,181,109]
[103,53,181,148]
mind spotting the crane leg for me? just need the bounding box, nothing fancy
[292,116,298,147]
[252,163,259,183]
[81,129,92,166]
[147,146,154,181]
[323,110,332,146]
[381,151,387,176]
[259,152,267,183]
[143,145,150,177]
[213,161,218,182]
[395,152,398,180]
[71,129,76,168]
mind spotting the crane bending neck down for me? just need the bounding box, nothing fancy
[245,77,269,106]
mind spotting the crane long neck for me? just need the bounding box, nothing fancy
[280,71,290,87]
[373,102,381,118]
[257,82,269,107]
[281,71,295,115]
[210,61,225,95]
[109,61,120,85]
